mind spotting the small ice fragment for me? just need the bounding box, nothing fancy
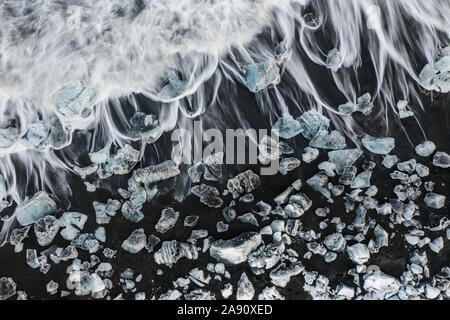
[187,230,208,244]
[217,221,229,233]
[191,184,223,208]
[158,73,187,100]
[309,130,346,150]
[245,61,280,93]
[269,261,304,287]
[71,233,100,253]
[279,157,301,175]
[34,216,60,246]
[424,193,446,209]
[363,271,401,299]
[106,144,140,175]
[155,208,179,233]
[154,240,198,268]
[326,48,342,72]
[328,149,363,174]
[302,147,319,163]
[350,171,372,189]
[55,81,96,117]
[415,141,436,157]
[203,152,223,182]
[236,273,255,300]
[362,135,395,155]
[46,280,59,295]
[121,228,147,254]
[382,155,399,169]
[258,135,282,161]
[323,233,346,252]
[338,102,357,115]
[272,116,303,139]
[346,243,370,264]
[0,277,16,300]
[237,213,259,226]
[396,100,414,119]
[397,159,416,173]
[356,93,374,115]
[188,163,204,183]
[184,215,199,227]
[428,237,444,253]
[306,173,331,199]
[145,234,161,253]
[209,232,262,265]
[226,170,260,198]
[0,127,20,149]
[318,161,337,177]
[130,160,180,185]
[129,112,163,144]
[297,111,331,140]
[26,249,40,269]
[21,121,51,149]
[339,166,357,185]
[15,192,57,226]
[59,212,87,240]
[222,206,236,222]
[89,146,110,164]
[432,151,450,168]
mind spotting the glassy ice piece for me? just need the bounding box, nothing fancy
[350,171,372,189]
[15,192,57,226]
[328,149,363,175]
[49,115,68,149]
[94,227,106,243]
[236,273,254,300]
[356,93,374,115]
[158,73,188,100]
[227,170,260,198]
[346,243,370,264]
[415,163,429,177]
[121,202,143,223]
[309,130,346,150]
[55,81,96,117]
[131,160,180,185]
[362,135,395,155]
[59,212,87,240]
[245,61,280,93]
[121,228,146,254]
[258,135,281,161]
[279,157,301,175]
[34,216,60,246]
[84,182,96,193]
[338,166,357,185]
[338,102,357,115]
[304,13,318,28]
[26,249,40,269]
[93,200,119,225]
[302,147,319,163]
[209,232,262,265]
[424,193,446,209]
[107,144,140,175]
[154,240,198,268]
[307,173,331,199]
[432,151,450,168]
[187,230,208,245]
[381,155,399,169]
[145,234,161,253]
[318,161,337,177]
[419,46,450,93]
[363,271,401,300]
[155,208,179,233]
[396,100,414,119]
[217,221,229,233]
[237,213,259,226]
[222,207,236,222]
[89,146,109,164]
[129,112,163,144]
[0,127,20,149]
[269,261,304,287]
[21,121,51,149]
[326,48,342,72]
[0,277,16,300]
[188,163,204,183]
[272,116,303,139]
[415,141,436,157]
[9,226,30,251]
[397,159,416,173]
[72,233,100,253]
[74,164,98,179]
[429,237,444,253]
[323,233,346,252]
[191,184,223,208]
[297,111,331,140]
[203,152,223,182]
[184,215,199,227]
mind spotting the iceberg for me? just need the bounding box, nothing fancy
[245,61,280,93]
[362,135,395,155]
[15,192,57,226]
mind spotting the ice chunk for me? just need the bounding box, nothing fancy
[432,151,450,168]
[188,163,204,183]
[323,233,346,252]
[279,157,301,175]
[59,212,87,241]
[226,170,260,198]
[424,193,446,209]
[0,277,16,300]
[130,160,180,185]
[15,192,57,226]
[89,146,110,164]
[0,127,20,149]
[187,230,208,244]
[106,144,140,175]
[129,112,163,144]
[155,208,179,233]
[272,116,303,139]
[245,61,280,93]
[302,147,319,163]
[328,149,363,174]
[72,233,100,253]
[396,100,414,119]
[121,201,144,223]
[339,166,357,185]
[94,227,106,243]
[269,261,304,287]
[307,173,331,199]
[382,155,399,168]
[338,93,374,116]
[34,215,60,246]
[203,152,223,182]
[326,48,342,72]
[350,171,372,189]
[9,226,30,251]
[21,121,51,149]
[309,130,346,150]
[237,213,259,226]
[297,111,331,140]
[236,273,255,300]
[363,271,401,299]
[415,141,436,157]
[49,115,69,149]
[209,232,262,265]
[154,240,198,268]
[121,228,146,254]
[93,200,120,225]
[258,135,282,161]
[362,135,395,155]
[26,249,40,269]
[184,215,199,227]
[158,73,187,100]
[191,184,223,208]
[145,234,161,253]
[419,47,450,93]
[346,243,370,264]
[55,81,96,117]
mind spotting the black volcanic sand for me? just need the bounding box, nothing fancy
[0,80,449,300]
